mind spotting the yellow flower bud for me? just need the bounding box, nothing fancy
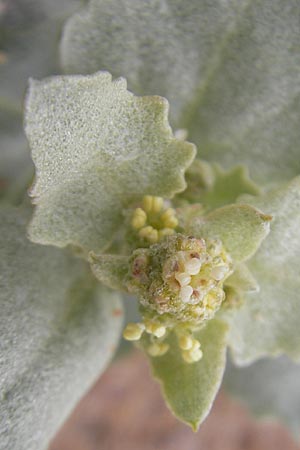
[131,208,147,229]
[142,195,154,213]
[148,342,170,357]
[158,228,175,239]
[145,321,166,338]
[123,322,145,341]
[182,347,203,363]
[178,335,194,350]
[190,339,201,351]
[161,208,178,228]
[152,196,164,213]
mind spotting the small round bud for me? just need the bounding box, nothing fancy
[158,228,175,239]
[148,342,170,357]
[180,285,194,303]
[131,208,147,229]
[182,347,203,363]
[142,195,154,213]
[139,226,159,244]
[123,322,145,341]
[145,321,166,338]
[161,208,178,229]
[190,339,201,351]
[175,272,191,287]
[152,196,164,213]
[185,258,202,275]
[178,335,194,350]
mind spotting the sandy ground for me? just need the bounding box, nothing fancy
[50,351,300,450]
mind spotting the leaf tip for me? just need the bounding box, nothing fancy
[188,419,200,432]
[260,213,273,222]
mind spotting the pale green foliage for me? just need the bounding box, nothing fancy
[185,204,271,262]
[148,320,228,430]
[61,0,300,184]
[175,161,260,210]
[227,177,300,363]
[225,264,259,293]
[0,205,123,450]
[89,253,129,291]
[25,71,195,253]
[198,165,260,210]
[61,0,240,126]
[224,355,300,438]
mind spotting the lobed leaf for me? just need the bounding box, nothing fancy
[147,319,228,431]
[227,176,300,363]
[25,71,195,253]
[60,0,241,126]
[0,205,123,450]
[61,0,300,185]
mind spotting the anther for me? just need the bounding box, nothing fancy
[142,195,154,213]
[139,226,159,244]
[123,323,145,341]
[175,272,191,287]
[148,342,170,357]
[131,208,147,229]
[152,196,164,213]
[180,285,193,303]
[178,335,194,350]
[185,258,202,276]
[145,321,166,338]
[182,347,203,363]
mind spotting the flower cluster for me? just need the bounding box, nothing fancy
[123,201,233,363]
[130,195,179,245]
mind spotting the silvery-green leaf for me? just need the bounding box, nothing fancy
[89,252,129,290]
[224,355,300,438]
[60,0,242,126]
[225,264,259,293]
[147,319,228,431]
[0,205,123,450]
[61,0,300,184]
[227,176,300,363]
[25,71,195,253]
[186,204,271,262]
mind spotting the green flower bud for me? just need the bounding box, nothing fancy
[125,233,233,363]
[127,234,232,326]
